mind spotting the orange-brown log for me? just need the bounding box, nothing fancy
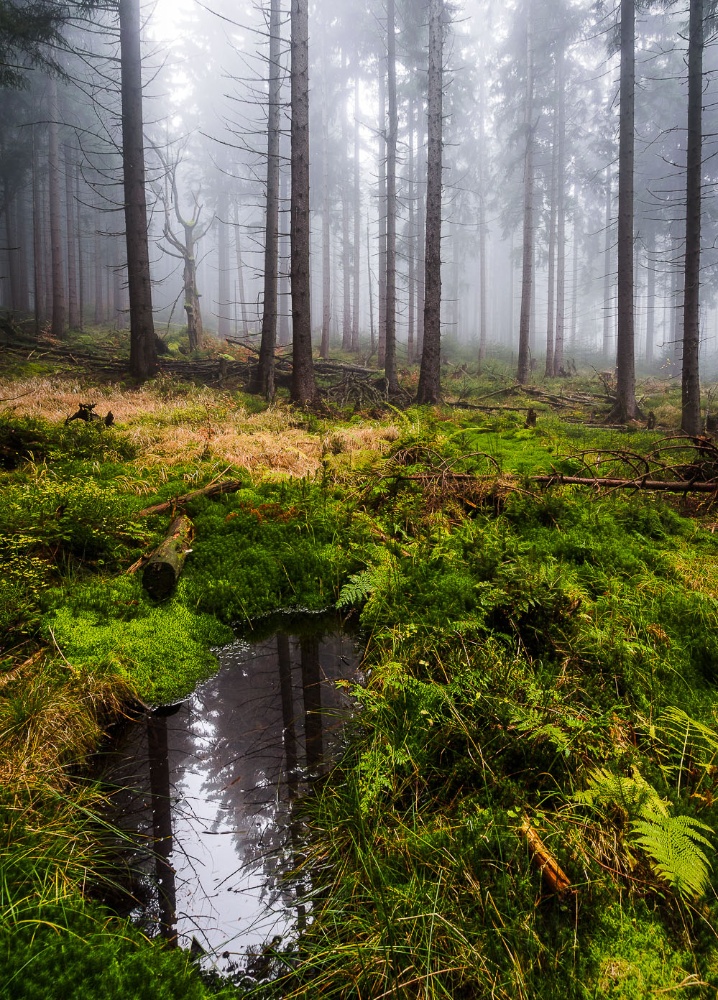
[521,815,573,896]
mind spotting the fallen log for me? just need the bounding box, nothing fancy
[532,474,718,493]
[521,815,573,896]
[138,479,245,517]
[142,515,195,600]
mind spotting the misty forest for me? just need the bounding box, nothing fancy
[7,0,718,996]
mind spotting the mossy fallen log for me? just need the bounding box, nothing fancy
[142,515,194,600]
[138,480,244,518]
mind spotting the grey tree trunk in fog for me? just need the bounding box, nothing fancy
[341,54,351,352]
[32,128,46,333]
[279,165,290,346]
[352,71,361,352]
[233,203,250,336]
[367,213,375,352]
[320,41,331,361]
[217,189,231,340]
[553,42,566,376]
[516,2,534,385]
[253,0,281,398]
[416,0,443,404]
[48,78,65,339]
[160,185,207,352]
[407,96,415,364]
[76,167,83,331]
[384,0,398,392]
[377,67,387,366]
[545,100,558,377]
[478,68,487,364]
[611,0,638,421]
[120,0,157,379]
[63,150,79,329]
[645,231,655,364]
[602,163,612,357]
[682,0,703,436]
[290,0,316,404]
[416,110,425,359]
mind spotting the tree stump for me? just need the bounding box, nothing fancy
[142,515,194,600]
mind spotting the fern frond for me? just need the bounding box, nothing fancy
[631,813,713,897]
[336,570,376,609]
[574,766,668,816]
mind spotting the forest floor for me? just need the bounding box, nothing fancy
[3,331,718,998]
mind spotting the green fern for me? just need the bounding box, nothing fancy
[631,812,713,897]
[574,766,668,816]
[336,570,377,609]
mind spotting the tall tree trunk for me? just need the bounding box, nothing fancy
[351,71,361,352]
[94,207,104,324]
[119,0,157,378]
[545,95,558,377]
[367,213,375,353]
[48,78,66,339]
[64,146,79,329]
[279,164,290,346]
[517,1,534,385]
[602,163,613,357]
[682,0,703,435]
[341,53,352,352]
[407,96,415,365]
[645,230,655,364]
[217,188,231,340]
[320,42,331,360]
[290,0,316,404]
[478,67,487,365]
[233,203,250,336]
[416,0,444,404]
[570,214,578,345]
[182,223,202,350]
[384,0,399,391]
[76,165,84,331]
[377,67,387,367]
[553,42,566,375]
[611,0,638,420]
[416,107,426,359]
[253,0,281,397]
[32,128,46,333]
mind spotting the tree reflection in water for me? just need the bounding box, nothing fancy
[107,621,360,968]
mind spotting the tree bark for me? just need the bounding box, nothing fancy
[517,1,534,385]
[351,70,361,352]
[217,187,231,340]
[253,0,281,398]
[545,92,558,377]
[377,66,387,367]
[611,0,638,421]
[602,163,613,357]
[553,41,566,375]
[407,96,415,365]
[233,202,250,336]
[384,0,399,391]
[76,164,84,331]
[320,36,331,361]
[682,0,703,436]
[367,212,375,353]
[416,0,444,404]
[290,0,316,404]
[478,67,487,365]
[64,146,79,329]
[142,514,194,600]
[645,229,655,364]
[32,127,46,333]
[48,78,66,339]
[120,0,157,379]
[341,52,352,352]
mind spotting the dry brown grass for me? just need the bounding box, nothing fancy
[0,375,399,477]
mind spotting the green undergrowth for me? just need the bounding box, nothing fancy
[3,389,718,997]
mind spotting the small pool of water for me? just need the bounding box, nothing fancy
[104,617,362,971]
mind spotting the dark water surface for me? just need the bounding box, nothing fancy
[105,618,362,970]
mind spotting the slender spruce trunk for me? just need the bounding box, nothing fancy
[76,165,84,331]
[682,0,703,435]
[32,127,46,332]
[377,65,387,366]
[233,203,250,337]
[119,0,157,378]
[416,105,426,359]
[290,0,316,403]
[367,213,375,354]
[351,71,361,352]
[64,146,79,329]
[217,188,231,340]
[341,53,352,352]
[48,78,66,339]
[478,67,487,364]
[517,0,534,385]
[384,0,399,391]
[416,0,443,404]
[320,38,331,360]
[553,42,566,375]
[611,0,638,420]
[645,230,655,364]
[545,96,558,377]
[602,163,613,357]
[253,0,281,397]
[407,96,415,365]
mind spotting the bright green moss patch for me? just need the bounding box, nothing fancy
[43,578,232,704]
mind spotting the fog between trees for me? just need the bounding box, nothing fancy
[2,0,717,419]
